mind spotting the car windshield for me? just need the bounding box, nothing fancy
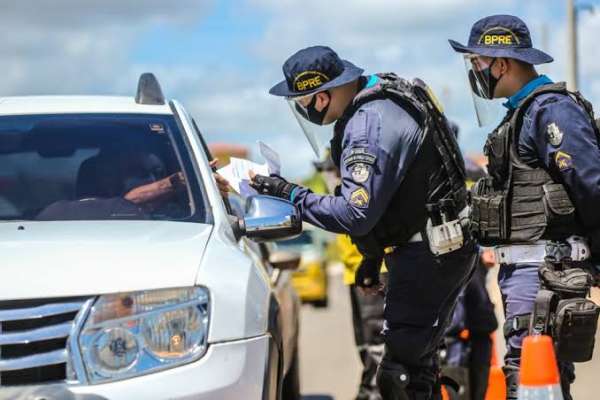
[0,113,208,223]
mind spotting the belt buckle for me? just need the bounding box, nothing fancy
[544,241,572,264]
[512,317,519,331]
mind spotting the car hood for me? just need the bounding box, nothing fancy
[0,221,212,300]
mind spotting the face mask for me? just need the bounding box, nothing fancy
[295,91,330,125]
[469,58,502,99]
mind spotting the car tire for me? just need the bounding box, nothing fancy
[281,345,301,400]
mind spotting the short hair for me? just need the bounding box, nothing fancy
[511,58,536,71]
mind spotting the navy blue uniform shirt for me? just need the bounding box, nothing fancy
[511,77,600,230]
[291,76,423,236]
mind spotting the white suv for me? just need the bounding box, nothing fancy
[0,74,302,399]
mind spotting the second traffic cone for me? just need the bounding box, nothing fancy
[485,332,506,400]
[518,335,562,399]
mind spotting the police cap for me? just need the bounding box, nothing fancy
[449,14,553,65]
[269,45,364,97]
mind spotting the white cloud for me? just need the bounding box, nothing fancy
[0,0,213,95]
[2,0,599,179]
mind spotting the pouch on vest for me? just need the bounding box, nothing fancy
[470,177,507,244]
[484,122,510,184]
[553,298,600,362]
[543,183,578,236]
[539,265,593,298]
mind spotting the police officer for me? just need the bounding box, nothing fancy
[313,151,386,400]
[440,129,498,400]
[450,15,600,400]
[441,248,497,400]
[250,45,478,399]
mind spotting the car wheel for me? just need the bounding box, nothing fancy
[281,345,301,400]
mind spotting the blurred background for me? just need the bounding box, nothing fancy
[2,0,599,178]
[3,1,600,398]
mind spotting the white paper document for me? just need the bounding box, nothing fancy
[217,141,281,197]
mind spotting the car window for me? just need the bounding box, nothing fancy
[0,113,209,223]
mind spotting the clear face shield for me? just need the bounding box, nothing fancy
[286,92,334,158]
[463,54,504,127]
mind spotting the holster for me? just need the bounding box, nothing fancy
[529,260,600,362]
[553,297,600,362]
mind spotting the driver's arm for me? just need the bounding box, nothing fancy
[124,172,185,205]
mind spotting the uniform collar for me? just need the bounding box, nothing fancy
[503,74,553,110]
[365,74,378,88]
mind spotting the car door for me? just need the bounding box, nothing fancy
[242,238,299,375]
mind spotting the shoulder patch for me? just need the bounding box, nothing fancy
[554,151,573,171]
[351,163,371,183]
[546,122,564,147]
[349,188,370,208]
[344,148,376,166]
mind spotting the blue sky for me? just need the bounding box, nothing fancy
[2,0,600,177]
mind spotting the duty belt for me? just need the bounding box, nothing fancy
[494,236,590,265]
[397,206,470,245]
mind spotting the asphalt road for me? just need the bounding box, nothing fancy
[299,264,600,400]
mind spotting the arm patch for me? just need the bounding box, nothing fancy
[343,148,376,166]
[554,151,573,171]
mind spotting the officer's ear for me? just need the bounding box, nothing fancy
[314,91,331,113]
[496,58,510,75]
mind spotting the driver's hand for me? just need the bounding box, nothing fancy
[210,159,230,197]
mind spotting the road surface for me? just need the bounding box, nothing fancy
[299,263,600,399]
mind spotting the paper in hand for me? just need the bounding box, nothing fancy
[217,141,281,198]
[258,141,281,176]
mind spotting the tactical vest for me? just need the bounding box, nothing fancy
[332,73,468,248]
[471,82,600,245]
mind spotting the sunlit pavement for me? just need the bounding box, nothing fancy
[299,264,600,400]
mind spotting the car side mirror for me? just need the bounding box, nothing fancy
[237,195,302,242]
[269,250,302,270]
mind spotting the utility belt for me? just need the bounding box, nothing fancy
[494,236,590,265]
[425,202,471,256]
[384,205,470,255]
[502,240,600,362]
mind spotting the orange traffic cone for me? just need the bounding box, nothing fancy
[518,335,562,399]
[485,332,507,400]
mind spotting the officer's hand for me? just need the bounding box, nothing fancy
[480,248,496,269]
[249,171,298,200]
[355,256,383,295]
[209,159,230,197]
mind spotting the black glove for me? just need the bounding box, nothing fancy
[333,184,342,196]
[355,255,383,289]
[250,174,298,200]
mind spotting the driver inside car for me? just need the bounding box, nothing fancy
[37,150,187,220]
[80,150,187,208]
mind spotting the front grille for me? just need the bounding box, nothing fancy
[0,297,90,386]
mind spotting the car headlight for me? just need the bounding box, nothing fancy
[79,287,209,383]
